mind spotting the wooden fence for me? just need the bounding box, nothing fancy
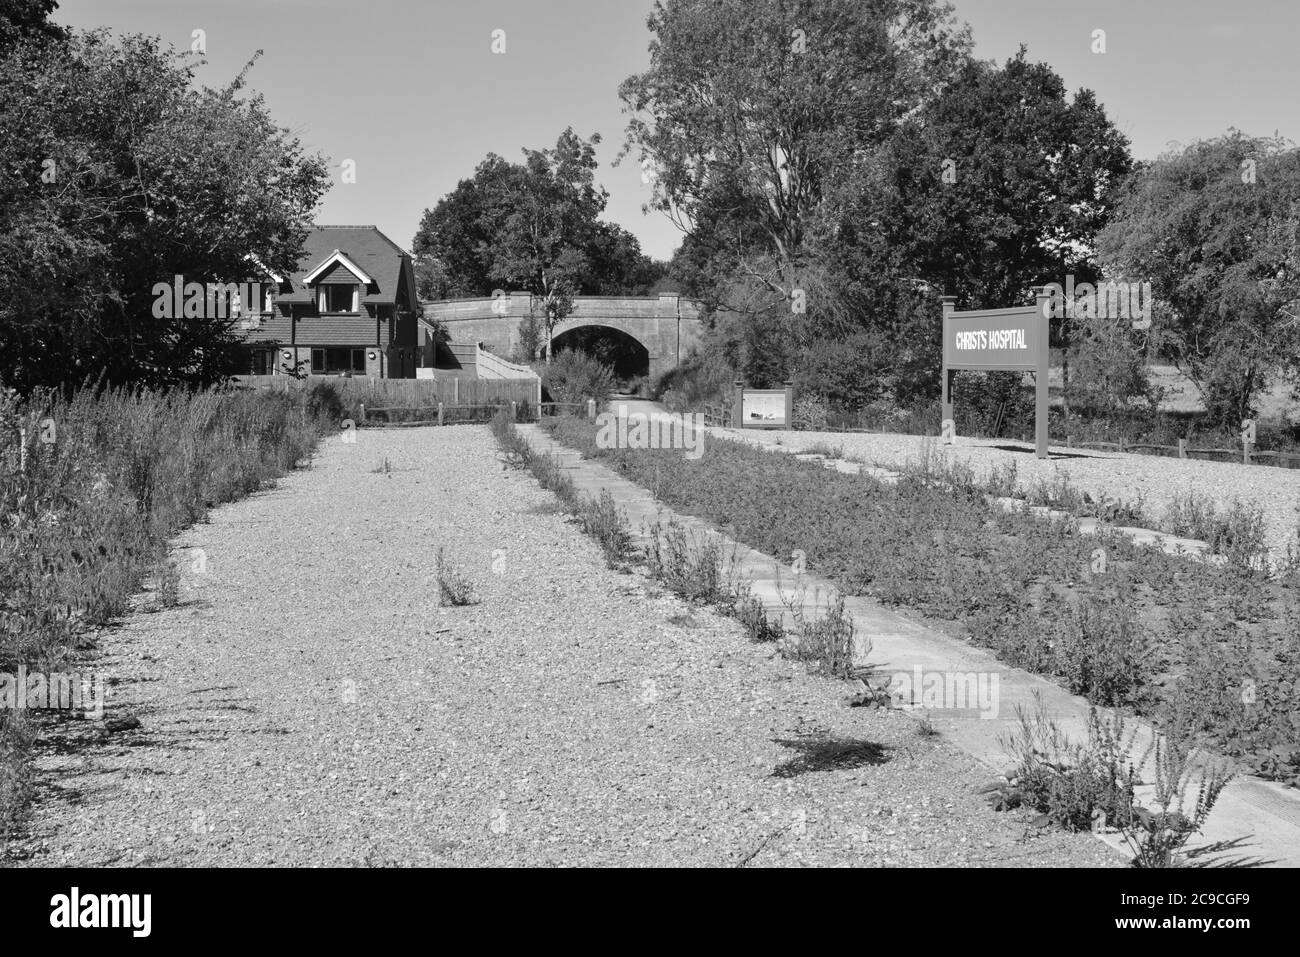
[231,374,540,408]
[356,398,597,428]
[1060,435,1300,468]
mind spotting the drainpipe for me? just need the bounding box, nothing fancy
[675,295,681,368]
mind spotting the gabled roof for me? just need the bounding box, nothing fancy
[275,226,413,305]
[302,249,374,285]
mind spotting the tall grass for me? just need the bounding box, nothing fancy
[0,381,334,837]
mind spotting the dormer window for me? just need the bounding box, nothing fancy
[302,248,373,316]
[319,284,358,314]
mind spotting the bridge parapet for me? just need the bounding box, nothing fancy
[420,292,705,378]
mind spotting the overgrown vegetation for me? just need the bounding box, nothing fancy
[540,415,1300,783]
[990,695,1233,867]
[541,349,616,407]
[0,379,336,835]
[491,411,860,677]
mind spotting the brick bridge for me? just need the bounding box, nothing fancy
[421,292,705,379]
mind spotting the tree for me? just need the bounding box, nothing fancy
[0,31,330,390]
[1096,132,1300,426]
[0,0,66,52]
[861,50,1132,310]
[412,129,662,341]
[822,49,1132,408]
[620,0,972,307]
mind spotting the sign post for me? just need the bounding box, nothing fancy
[732,380,794,430]
[941,287,1054,459]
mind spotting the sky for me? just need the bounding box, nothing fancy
[52,0,1300,263]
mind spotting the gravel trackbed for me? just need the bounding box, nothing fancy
[9,426,1117,867]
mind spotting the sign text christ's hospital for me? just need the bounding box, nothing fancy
[953,329,1028,351]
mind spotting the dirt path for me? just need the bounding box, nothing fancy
[9,427,1116,867]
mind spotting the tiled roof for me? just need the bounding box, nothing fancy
[276,226,411,305]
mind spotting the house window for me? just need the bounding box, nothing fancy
[310,347,367,375]
[249,348,273,376]
[319,284,358,313]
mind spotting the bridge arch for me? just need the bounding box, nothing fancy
[420,293,705,380]
[548,319,655,382]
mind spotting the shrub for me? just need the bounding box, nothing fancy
[306,381,346,426]
[735,594,784,643]
[793,394,830,432]
[542,349,615,406]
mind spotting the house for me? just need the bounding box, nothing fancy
[235,226,420,378]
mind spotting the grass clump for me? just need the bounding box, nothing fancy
[154,560,181,610]
[578,490,633,569]
[782,587,858,679]
[435,548,477,607]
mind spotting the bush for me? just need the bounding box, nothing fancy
[542,349,615,406]
[793,394,830,431]
[655,349,732,413]
[307,381,346,426]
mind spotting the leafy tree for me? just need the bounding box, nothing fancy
[0,31,330,390]
[0,0,66,52]
[821,49,1132,408]
[862,50,1132,311]
[1097,132,1300,425]
[620,0,972,304]
[412,129,663,350]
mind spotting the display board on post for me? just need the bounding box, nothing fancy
[732,379,794,430]
[941,287,1054,460]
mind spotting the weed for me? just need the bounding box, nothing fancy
[735,594,784,643]
[435,548,477,607]
[992,694,1138,833]
[155,560,181,610]
[1048,591,1148,706]
[804,441,844,460]
[644,518,733,606]
[1120,735,1233,868]
[1163,493,1269,570]
[577,490,633,569]
[782,587,859,679]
